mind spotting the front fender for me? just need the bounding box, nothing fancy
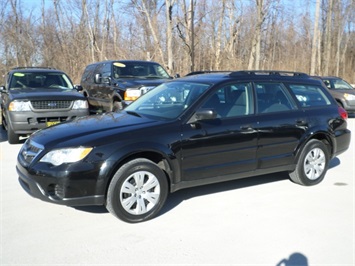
[100,141,180,194]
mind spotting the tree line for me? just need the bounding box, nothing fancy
[0,0,354,83]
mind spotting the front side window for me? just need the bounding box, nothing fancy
[201,82,254,118]
[288,84,332,107]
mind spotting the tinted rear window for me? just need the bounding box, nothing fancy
[288,84,332,107]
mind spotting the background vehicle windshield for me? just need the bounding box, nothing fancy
[113,62,170,79]
[125,81,211,119]
[323,78,354,90]
[9,72,74,90]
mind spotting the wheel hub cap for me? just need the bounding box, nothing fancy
[120,171,160,215]
[304,147,326,180]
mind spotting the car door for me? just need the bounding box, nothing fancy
[99,62,115,111]
[180,82,258,181]
[254,82,306,169]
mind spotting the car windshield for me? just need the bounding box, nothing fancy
[332,79,354,90]
[9,72,74,90]
[125,81,211,119]
[323,78,354,90]
[113,62,170,79]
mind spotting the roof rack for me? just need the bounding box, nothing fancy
[185,70,231,76]
[229,70,309,78]
[12,67,57,70]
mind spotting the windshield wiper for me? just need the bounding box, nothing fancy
[144,75,164,79]
[125,110,141,117]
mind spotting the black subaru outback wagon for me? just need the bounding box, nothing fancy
[17,71,351,223]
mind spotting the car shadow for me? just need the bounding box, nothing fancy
[72,157,341,217]
[73,172,289,216]
[0,127,27,144]
[160,171,289,216]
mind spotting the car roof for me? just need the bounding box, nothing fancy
[88,60,162,66]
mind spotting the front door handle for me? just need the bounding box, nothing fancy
[296,120,308,126]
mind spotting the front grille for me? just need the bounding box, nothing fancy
[20,139,44,165]
[31,100,72,110]
[37,117,69,123]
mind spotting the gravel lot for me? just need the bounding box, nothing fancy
[1,118,354,266]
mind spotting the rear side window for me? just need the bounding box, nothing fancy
[255,82,296,113]
[288,84,332,107]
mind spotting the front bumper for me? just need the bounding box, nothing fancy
[342,98,355,113]
[16,158,106,206]
[9,109,89,135]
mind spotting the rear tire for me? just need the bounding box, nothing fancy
[289,139,329,186]
[106,158,168,223]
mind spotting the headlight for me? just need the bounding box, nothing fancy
[40,147,93,166]
[124,89,142,101]
[344,93,355,101]
[72,100,88,109]
[9,101,31,111]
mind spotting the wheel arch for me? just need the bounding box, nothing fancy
[294,131,333,163]
[335,98,344,108]
[103,149,176,200]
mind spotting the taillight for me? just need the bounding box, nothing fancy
[338,106,348,120]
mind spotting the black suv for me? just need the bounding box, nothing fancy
[0,67,89,144]
[80,60,172,113]
[17,71,351,223]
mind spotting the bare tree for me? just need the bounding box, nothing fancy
[165,0,176,74]
[1,0,354,83]
[248,0,267,70]
[322,0,334,75]
[311,0,321,75]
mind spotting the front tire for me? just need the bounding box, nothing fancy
[106,158,168,223]
[112,101,122,112]
[7,124,20,144]
[289,139,330,186]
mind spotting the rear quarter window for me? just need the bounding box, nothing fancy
[288,84,332,107]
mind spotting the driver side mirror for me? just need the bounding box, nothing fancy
[188,108,218,125]
[94,74,102,84]
[75,85,83,91]
[195,109,218,120]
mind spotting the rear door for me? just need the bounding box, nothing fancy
[254,82,306,169]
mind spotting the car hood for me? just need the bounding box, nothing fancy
[30,111,161,148]
[8,88,85,100]
[329,89,355,95]
[116,78,171,89]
